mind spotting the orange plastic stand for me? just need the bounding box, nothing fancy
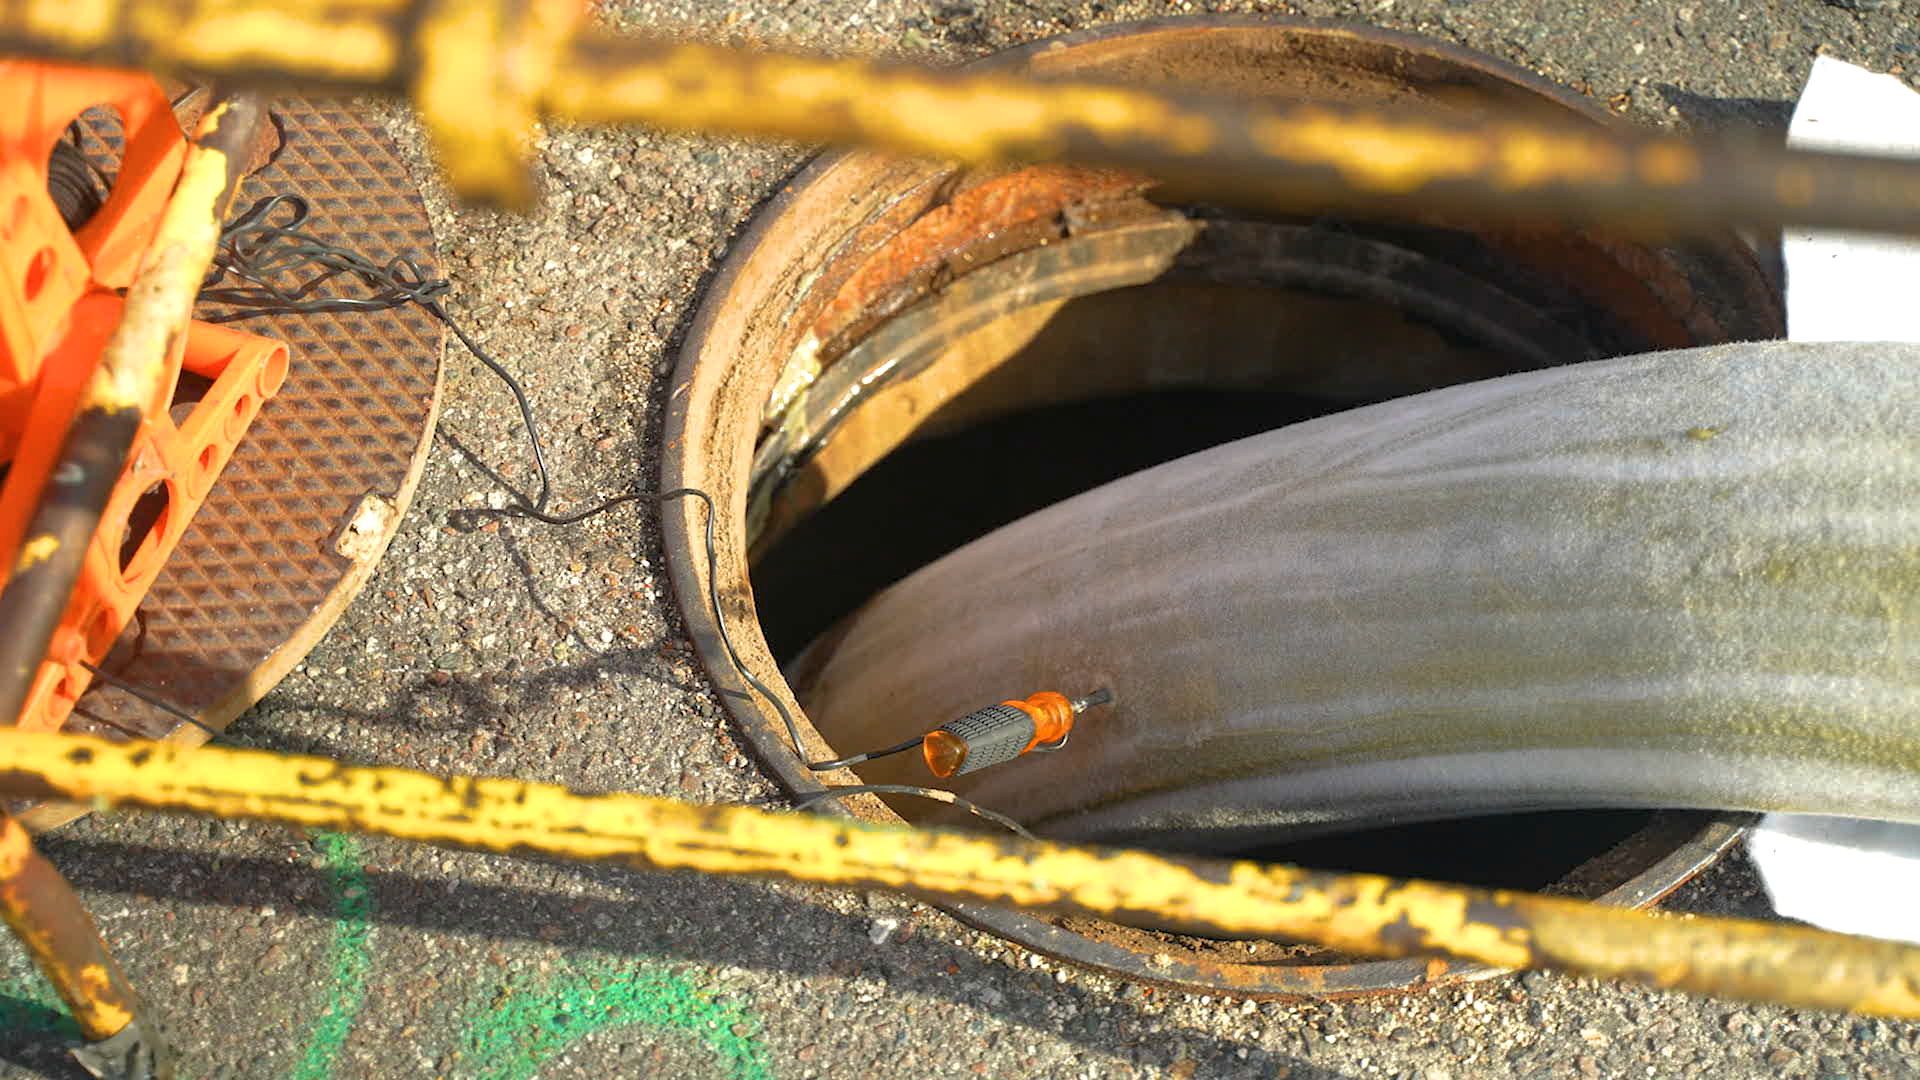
[0,62,287,732]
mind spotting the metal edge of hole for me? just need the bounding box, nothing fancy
[661,16,1778,999]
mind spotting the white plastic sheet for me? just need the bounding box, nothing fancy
[1751,57,1920,945]
[1781,56,1920,342]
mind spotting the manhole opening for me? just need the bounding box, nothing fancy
[750,252,1669,895]
[679,18,1781,995]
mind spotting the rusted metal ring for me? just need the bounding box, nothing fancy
[663,16,1774,999]
[745,214,1606,537]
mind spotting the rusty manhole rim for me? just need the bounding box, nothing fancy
[662,16,1769,998]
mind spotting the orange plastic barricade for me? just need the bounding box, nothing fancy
[0,63,286,731]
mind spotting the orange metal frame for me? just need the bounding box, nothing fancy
[0,62,286,732]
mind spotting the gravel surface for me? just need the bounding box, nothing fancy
[5,2,1920,1078]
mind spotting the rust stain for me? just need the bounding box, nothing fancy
[806,164,1152,360]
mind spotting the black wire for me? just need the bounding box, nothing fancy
[204,196,555,511]
[199,196,1021,834]
[789,785,1035,840]
[469,485,909,776]
[65,709,152,743]
[474,487,1013,832]
[453,472,920,774]
[200,195,450,316]
[428,298,553,511]
[808,735,924,771]
[79,660,219,739]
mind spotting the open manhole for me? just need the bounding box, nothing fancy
[663,18,1776,997]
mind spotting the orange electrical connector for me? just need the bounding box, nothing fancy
[923,689,1109,779]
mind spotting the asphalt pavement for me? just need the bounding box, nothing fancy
[4,1,1920,1078]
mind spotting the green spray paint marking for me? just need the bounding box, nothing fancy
[456,960,771,1080]
[0,895,81,1044]
[290,831,373,1080]
[0,969,80,1042]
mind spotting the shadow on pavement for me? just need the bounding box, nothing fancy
[30,836,1357,1080]
[1654,85,1794,134]
[0,992,83,1078]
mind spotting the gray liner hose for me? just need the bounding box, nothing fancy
[795,341,1920,850]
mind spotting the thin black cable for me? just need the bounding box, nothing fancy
[200,197,1021,833]
[468,453,1006,831]
[79,660,219,738]
[201,194,449,315]
[473,485,914,778]
[204,196,554,510]
[428,299,554,511]
[789,785,1035,840]
[808,735,923,771]
[66,709,150,743]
